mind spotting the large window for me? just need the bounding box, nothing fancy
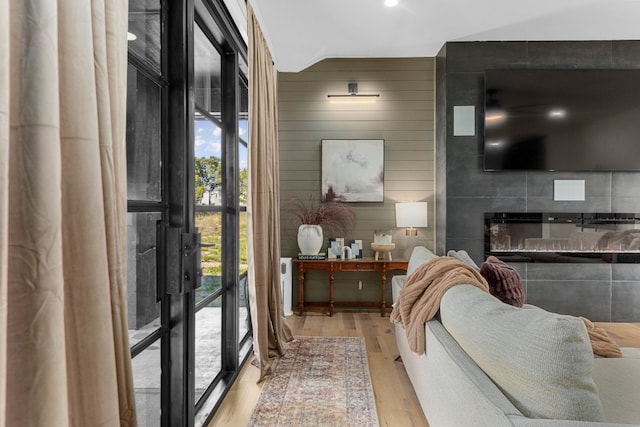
[192,16,251,421]
[193,23,224,403]
[238,77,249,353]
[126,1,249,425]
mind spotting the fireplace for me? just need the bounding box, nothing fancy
[485,213,640,263]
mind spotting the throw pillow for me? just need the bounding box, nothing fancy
[480,256,524,307]
[446,249,480,270]
[407,246,438,277]
[441,285,605,422]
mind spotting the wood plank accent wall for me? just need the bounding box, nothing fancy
[278,58,435,306]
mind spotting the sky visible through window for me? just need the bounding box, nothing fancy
[195,119,248,170]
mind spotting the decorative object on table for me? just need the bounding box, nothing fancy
[321,139,384,202]
[297,253,327,261]
[248,336,379,427]
[371,243,395,260]
[395,201,428,236]
[371,229,395,260]
[327,237,337,259]
[343,245,354,259]
[286,197,356,255]
[374,230,393,244]
[328,237,345,259]
[297,224,323,256]
[348,239,363,258]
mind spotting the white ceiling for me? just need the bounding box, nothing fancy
[248,0,640,72]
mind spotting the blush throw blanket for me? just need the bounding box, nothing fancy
[580,317,622,358]
[390,257,490,355]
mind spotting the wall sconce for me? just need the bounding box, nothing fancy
[327,83,380,103]
[395,202,428,236]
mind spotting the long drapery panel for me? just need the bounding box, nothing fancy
[0,0,9,425]
[247,1,293,381]
[1,1,136,425]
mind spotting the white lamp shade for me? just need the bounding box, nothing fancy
[395,202,428,228]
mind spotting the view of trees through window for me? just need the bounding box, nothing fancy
[195,156,220,205]
[194,118,249,301]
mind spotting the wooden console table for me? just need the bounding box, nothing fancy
[293,258,408,317]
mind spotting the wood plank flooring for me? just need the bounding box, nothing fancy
[207,313,640,427]
[207,311,429,427]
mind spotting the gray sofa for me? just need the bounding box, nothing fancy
[391,247,640,427]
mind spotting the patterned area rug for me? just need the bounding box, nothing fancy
[248,336,380,427]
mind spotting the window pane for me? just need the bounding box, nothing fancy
[127,212,161,335]
[128,0,162,69]
[132,339,161,427]
[238,273,250,343]
[126,65,162,201]
[194,25,221,117]
[239,210,247,278]
[239,143,247,208]
[195,118,222,207]
[195,295,222,401]
[239,76,248,147]
[238,76,248,273]
[196,212,222,303]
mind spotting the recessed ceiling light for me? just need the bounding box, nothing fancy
[127,32,137,41]
[385,0,399,7]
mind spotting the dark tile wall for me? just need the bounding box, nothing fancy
[437,41,640,321]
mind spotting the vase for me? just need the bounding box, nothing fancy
[297,224,323,255]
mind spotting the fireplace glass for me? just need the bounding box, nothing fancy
[485,213,640,263]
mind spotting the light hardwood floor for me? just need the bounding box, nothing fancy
[208,311,429,427]
[208,313,640,427]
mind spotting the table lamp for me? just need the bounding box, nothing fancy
[395,202,428,236]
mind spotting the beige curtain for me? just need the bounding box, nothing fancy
[247,2,293,381]
[1,1,136,426]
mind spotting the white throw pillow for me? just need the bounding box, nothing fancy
[446,249,480,270]
[407,246,438,277]
[441,285,605,422]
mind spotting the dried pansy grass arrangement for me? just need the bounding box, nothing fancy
[285,196,356,237]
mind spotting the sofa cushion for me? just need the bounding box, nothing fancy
[446,249,479,270]
[479,256,525,307]
[391,275,406,305]
[622,347,640,359]
[591,356,640,424]
[407,246,438,277]
[440,285,605,422]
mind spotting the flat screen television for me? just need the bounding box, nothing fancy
[483,69,640,171]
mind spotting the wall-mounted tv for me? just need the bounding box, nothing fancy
[483,69,640,171]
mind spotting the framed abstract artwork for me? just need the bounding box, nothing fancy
[321,139,384,202]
